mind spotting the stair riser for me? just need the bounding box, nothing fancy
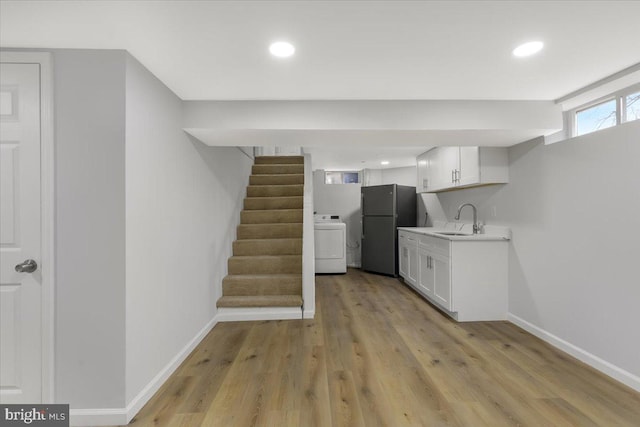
[254,156,304,165]
[217,295,303,308]
[233,239,302,256]
[252,165,304,175]
[249,175,304,185]
[222,277,302,296]
[244,197,303,210]
[240,210,302,224]
[247,185,303,197]
[228,257,302,275]
[237,224,302,239]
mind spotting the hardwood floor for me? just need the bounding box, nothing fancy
[120,269,640,426]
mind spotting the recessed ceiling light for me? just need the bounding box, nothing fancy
[381,161,390,165]
[269,41,295,58]
[513,41,544,57]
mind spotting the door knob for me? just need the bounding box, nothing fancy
[15,259,38,273]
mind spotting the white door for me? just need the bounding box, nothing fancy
[0,63,42,403]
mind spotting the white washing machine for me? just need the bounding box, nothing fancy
[314,214,347,274]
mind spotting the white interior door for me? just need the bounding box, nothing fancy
[0,63,42,403]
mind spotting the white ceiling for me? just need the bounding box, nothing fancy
[2,1,639,101]
[2,1,639,170]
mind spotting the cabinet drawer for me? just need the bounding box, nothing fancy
[418,235,434,248]
[399,230,418,242]
[432,237,450,256]
[419,235,449,256]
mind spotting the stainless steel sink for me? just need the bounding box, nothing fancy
[434,231,472,236]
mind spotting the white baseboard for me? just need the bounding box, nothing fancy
[507,313,640,392]
[217,307,304,322]
[303,309,315,319]
[70,315,219,427]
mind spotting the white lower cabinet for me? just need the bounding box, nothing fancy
[398,229,508,321]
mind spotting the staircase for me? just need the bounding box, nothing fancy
[216,156,305,309]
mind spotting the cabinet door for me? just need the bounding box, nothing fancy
[407,236,418,285]
[458,146,480,186]
[432,147,459,190]
[418,248,434,298]
[398,237,408,279]
[432,253,452,311]
[417,153,429,192]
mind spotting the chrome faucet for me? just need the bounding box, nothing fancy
[455,203,480,234]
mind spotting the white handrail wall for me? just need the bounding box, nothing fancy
[302,153,315,318]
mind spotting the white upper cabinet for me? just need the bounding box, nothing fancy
[416,146,508,193]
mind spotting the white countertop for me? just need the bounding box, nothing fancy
[398,221,510,241]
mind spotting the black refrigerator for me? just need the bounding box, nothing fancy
[361,184,416,276]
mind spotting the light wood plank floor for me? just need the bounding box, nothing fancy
[118,269,640,426]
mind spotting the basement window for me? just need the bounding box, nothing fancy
[575,98,617,136]
[572,85,640,137]
[625,91,640,122]
[325,171,360,184]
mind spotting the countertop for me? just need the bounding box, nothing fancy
[398,224,511,241]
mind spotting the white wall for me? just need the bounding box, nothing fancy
[313,170,362,267]
[18,48,253,417]
[124,54,252,403]
[53,49,127,408]
[420,120,640,386]
[380,166,416,187]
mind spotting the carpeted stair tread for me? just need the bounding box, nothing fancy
[237,223,302,239]
[233,238,302,256]
[244,196,303,210]
[252,164,304,175]
[222,274,302,296]
[250,174,304,186]
[254,156,304,165]
[247,184,304,197]
[228,255,302,274]
[217,295,303,308]
[240,209,303,224]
